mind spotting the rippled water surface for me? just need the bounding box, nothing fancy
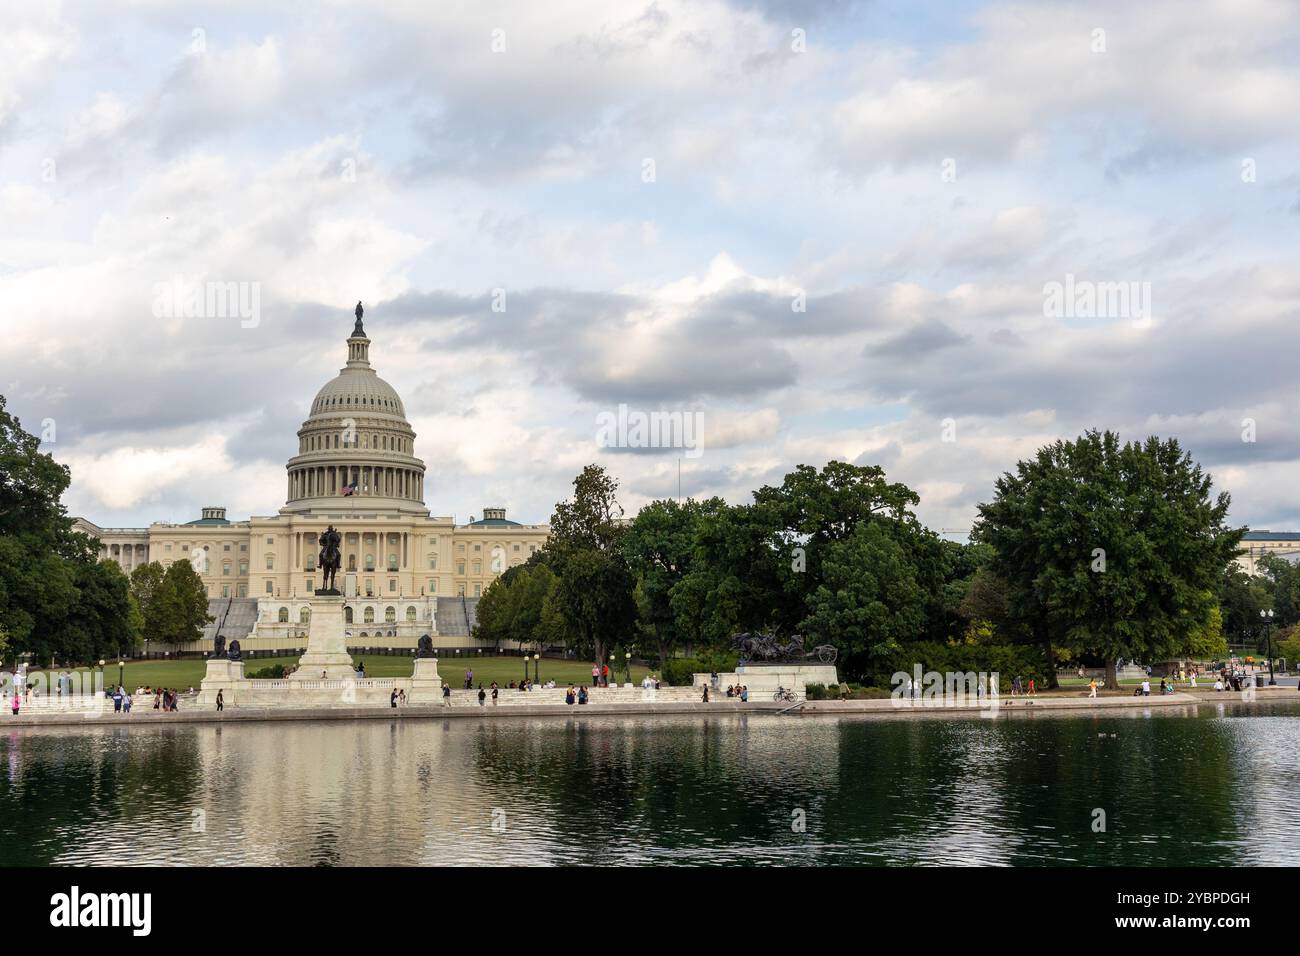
[2,700,1297,865]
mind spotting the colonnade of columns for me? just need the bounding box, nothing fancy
[291,529,413,572]
[287,463,424,502]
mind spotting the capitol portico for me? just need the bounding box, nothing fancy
[75,306,549,652]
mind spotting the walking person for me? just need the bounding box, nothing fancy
[491,682,498,705]
[1027,678,1036,697]
[113,686,123,713]
[1088,678,1098,698]
[591,665,600,687]
[216,689,224,712]
[701,684,710,703]
[10,692,19,717]
[390,688,398,708]
[442,682,451,706]
[477,687,486,706]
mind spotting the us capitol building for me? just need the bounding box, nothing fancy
[74,307,549,652]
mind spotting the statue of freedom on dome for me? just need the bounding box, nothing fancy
[317,525,342,594]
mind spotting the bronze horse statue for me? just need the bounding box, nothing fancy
[318,524,342,592]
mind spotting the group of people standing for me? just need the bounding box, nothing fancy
[150,687,181,712]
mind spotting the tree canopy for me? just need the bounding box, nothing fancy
[974,430,1242,687]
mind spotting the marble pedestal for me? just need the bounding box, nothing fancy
[291,595,356,680]
[197,658,248,706]
[408,657,444,704]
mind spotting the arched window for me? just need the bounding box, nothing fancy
[299,607,311,624]
[364,606,375,623]
[344,606,354,624]
[222,561,231,576]
[365,553,374,571]
[385,606,396,623]
[278,607,289,623]
[406,606,417,622]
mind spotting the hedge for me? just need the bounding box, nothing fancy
[661,650,739,686]
[875,642,1049,692]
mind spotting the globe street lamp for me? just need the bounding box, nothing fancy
[117,660,124,690]
[624,651,632,685]
[533,652,540,684]
[1260,608,1276,686]
[98,660,105,697]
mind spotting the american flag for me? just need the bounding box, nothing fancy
[342,482,356,496]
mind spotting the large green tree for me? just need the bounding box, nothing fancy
[622,497,728,667]
[975,430,1242,689]
[130,561,167,643]
[754,461,923,635]
[153,560,212,645]
[1217,563,1272,647]
[543,465,636,666]
[0,395,127,665]
[473,562,557,649]
[802,521,928,677]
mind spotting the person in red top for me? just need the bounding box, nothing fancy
[601,663,610,686]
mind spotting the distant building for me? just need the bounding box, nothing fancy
[1236,531,1300,575]
[74,309,549,651]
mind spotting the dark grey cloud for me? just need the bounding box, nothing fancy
[876,319,968,357]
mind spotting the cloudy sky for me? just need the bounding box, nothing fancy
[4,0,1300,533]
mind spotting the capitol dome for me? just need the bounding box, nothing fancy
[281,306,428,515]
[308,370,407,420]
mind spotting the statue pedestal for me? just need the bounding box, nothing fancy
[291,595,356,680]
[197,658,248,706]
[409,657,443,704]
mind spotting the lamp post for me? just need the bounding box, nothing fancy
[1260,608,1276,686]
[624,651,631,685]
[117,659,124,690]
[533,652,540,684]
[98,659,105,696]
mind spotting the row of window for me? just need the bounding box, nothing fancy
[311,393,400,414]
[299,432,411,453]
[261,578,484,598]
[162,542,247,553]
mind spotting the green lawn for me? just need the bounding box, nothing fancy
[32,655,653,690]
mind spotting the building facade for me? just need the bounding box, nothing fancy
[75,310,549,649]
[1234,530,1300,576]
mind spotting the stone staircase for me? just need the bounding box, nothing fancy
[434,596,480,636]
[200,598,259,642]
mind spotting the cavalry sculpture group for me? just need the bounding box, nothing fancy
[733,632,837,664]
